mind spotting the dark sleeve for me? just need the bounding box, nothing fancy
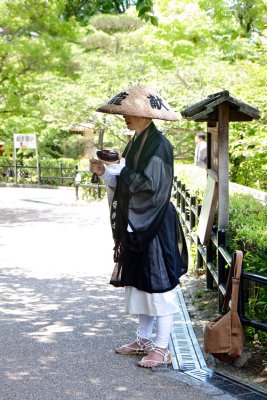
[120,154,173,232]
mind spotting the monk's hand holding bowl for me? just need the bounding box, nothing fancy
[90,159,105,176]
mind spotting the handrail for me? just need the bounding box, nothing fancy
[0,164,106,200]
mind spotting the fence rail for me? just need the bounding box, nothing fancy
[0,164,107,199]
[172,178,267,333]
[0,163,76,186]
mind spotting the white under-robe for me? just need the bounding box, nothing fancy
[125,286,180,317]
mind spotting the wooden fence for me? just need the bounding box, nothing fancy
[173,178,267,333]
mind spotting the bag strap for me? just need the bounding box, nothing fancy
[222,250,243,313]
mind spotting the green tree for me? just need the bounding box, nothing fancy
[0,0,80,149]
[63,0,158,25]
[63,0,132,22]
[0,0,266,190]
[199,0,267,35]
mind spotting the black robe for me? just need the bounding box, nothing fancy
[110,122,188,293]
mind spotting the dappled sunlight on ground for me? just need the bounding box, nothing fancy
[0,188,220,399]
[0,267,140,396]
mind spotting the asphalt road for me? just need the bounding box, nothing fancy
[0,186,235,400]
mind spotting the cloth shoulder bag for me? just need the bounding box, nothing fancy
[203,250,244,363]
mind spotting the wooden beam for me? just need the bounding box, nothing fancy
[208,122,218,172]
[218,103,229,229]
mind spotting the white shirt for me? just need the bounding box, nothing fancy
[194,141,207,167]
[100,158,125,187]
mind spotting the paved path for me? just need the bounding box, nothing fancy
[0,187,235,400]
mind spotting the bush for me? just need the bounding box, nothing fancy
[90,14,143,34]
[228,193,267,343]
[60,136,87,160]
[174,164,206,200]
[83,31,115,52]
[228,193,267,276]
[230,154,267,192]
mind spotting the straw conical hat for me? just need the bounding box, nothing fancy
[97,86,180,121]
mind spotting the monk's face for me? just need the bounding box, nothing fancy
[123,115,152,134]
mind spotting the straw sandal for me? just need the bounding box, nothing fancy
[138,347,172,368]
[115,335,154,355]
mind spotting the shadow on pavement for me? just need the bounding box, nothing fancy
[0,269,215,400]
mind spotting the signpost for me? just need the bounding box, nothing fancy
[181,91,260,305]
[181,91,260,242]
[13,134,40,183]
[197,174,218,245]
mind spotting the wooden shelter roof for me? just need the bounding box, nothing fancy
[181,90,260,122]
[69,122,94,132]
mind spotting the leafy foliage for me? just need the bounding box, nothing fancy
[89,13,143,33]
[62,0,158,25]
[136,0,158,25]
[0,0,266,191]
[228,194,267,276]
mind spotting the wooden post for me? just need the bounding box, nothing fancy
[218,103,229,229]
[206,239,214,290]
[14,148,17,183]
[98,129,104,149]
[196,204,203,270]
[189,196,196,247]
[207,122,218,173]
[177,180,181,208]
[218,229,227,311]
[35,136,40,185]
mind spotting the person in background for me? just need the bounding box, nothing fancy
[194,132,207,168]
[90,86,188,368]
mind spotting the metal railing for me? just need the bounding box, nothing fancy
[173,177,267,333]
[0,163,76,186]
[0,164,107,199]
